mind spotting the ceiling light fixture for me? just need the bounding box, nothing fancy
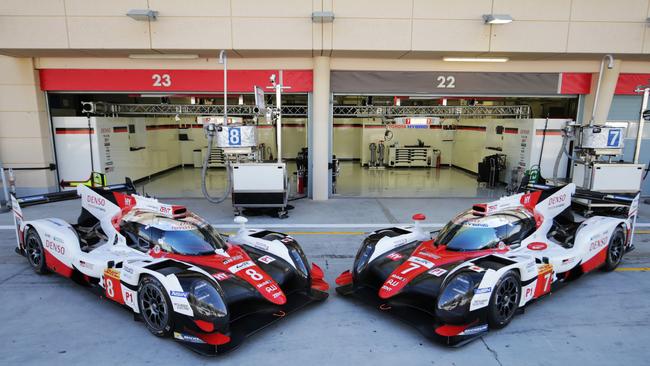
[482,14,513,24]
[128,54,199,59]
[443,57,509,63]
[126,9,158,21]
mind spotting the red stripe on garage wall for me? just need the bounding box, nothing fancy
[55,127,94,134]
[615,74,650,95]
[560,73,591,94]
[535,129,563,136]
[39,69,313,93]
[455,125,487,132]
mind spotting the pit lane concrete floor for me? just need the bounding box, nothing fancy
[0,197,649,366]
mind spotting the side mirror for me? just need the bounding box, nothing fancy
[234,216,248,233]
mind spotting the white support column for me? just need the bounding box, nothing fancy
[312,56,331,201]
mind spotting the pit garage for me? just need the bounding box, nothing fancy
[41,68,314,205]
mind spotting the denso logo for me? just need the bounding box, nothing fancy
[548,194,566,206]
[589,236,608,252]
[45,239,65,255]
[87,195,106,206]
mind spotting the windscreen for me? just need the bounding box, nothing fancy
[152,218,227,255]
[437,211,528,251]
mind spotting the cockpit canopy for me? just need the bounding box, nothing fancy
[119,210,227,255]
[436,209,535,251]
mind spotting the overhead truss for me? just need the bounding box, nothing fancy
[100,103,530,119]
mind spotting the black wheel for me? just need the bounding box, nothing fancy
[602,227,626,272]
[487,271,521,329]
[25,228,47,274]
[138,276,174,337]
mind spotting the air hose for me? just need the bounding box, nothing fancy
[201,131,232,203]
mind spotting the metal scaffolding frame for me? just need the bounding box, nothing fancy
[101,103,530,119]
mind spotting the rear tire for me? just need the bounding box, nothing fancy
[487,271,521,329]
[138,276,174,337]
[25,228,47,274]
[602,227,626,272]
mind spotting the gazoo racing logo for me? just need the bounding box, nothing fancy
[589,234,609,252]
[548,194,567,209]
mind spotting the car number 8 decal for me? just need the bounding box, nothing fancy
[105,277,114,297]
[245,268,263,281]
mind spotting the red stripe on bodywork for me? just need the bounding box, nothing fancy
[435,320,478,337]
[44,250,73,277]
[378,241,507,299]
[580,247,608,273]
[193,331,231,345]
[310,263,330,291]
[150,245,286,305]
[335,270,353,286]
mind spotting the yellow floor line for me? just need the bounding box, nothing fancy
[636,230,650,234]
[615,267,650,272]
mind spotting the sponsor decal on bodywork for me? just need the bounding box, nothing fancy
[174,332,205,344]
[258,255,275,264]
[387,253,403,261]
[428,268,448,277]
[460,324,488,336]
[170,291,188,298]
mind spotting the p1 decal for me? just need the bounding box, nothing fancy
[428,268,448,277]
[104,268,125,304]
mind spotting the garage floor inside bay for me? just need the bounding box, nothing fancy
[133,161,506,199]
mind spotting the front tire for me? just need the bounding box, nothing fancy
[138,276,174,337]
[25,228,47,274]
[602,227,626,272]
[487,271,521,329]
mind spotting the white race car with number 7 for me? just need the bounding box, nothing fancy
[336,183,640,345]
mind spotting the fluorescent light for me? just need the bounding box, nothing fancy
[312,11,335,23]
[126,9,158,21]
[129,54,199,59]
[443,57,509,63]
[482,14,513,24]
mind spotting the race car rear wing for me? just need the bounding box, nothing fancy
[15,176,135,207]
[528,183,639,213]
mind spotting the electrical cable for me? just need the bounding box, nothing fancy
[201,132,231,203]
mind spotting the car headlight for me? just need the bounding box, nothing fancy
[288,247,309,278]
[437,273,474,318]
[354,244,374,274]
[186,279,227,319]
